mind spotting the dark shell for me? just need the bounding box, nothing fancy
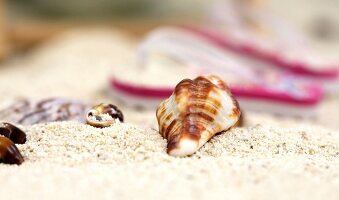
[0,136,24,165]
[0,122,26,144]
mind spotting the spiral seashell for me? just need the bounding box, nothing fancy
[0,98,90,125]
[156,75,241,157]
[86,103,124,128]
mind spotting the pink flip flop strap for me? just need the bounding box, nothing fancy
[180,1,338,79]
[182,26,339,79]
[130,27,324,105]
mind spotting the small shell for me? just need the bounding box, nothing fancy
[0,122,26,144]
[86,103,124,128]
[0,136,24,165]
[156,75,241,157]
[0,98,90,125]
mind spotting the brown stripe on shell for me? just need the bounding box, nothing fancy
[162,112,175,137]
[203,96,221,115]
[157,107,167,121]
[164,119,178,139]
[202,75,230,91]
[164,112,173,122]
[229,107,241,119]
[164,111,215,151]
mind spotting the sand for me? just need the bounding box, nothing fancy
[0,28,338,200]
[0,121,338,200]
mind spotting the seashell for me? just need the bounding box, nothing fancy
[86,103,124,128]
[234,113,244,127]
[0,122,26,144]
[156,75,241,157]
[0,98,90,125]
[0,136,24,165]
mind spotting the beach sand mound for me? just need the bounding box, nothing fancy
[0,122,337,200]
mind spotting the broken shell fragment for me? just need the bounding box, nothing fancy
[0,122,27,144]
[0,136,24,165]
[86,103,124,128]
[156,75,241,157]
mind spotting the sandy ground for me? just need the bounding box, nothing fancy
[0,122,338,200]
[0,28,338,200]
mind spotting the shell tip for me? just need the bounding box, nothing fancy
[168,138,198,157]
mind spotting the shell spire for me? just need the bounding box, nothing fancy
[156,75,241,157]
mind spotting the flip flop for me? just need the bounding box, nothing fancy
[181,1,338,92]
[110,27,324,117]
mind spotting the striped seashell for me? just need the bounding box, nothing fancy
[156,75,241,157]
[0,98,90,125]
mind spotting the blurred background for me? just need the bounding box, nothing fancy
[0,0,338,129]
[1,0,339,56]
